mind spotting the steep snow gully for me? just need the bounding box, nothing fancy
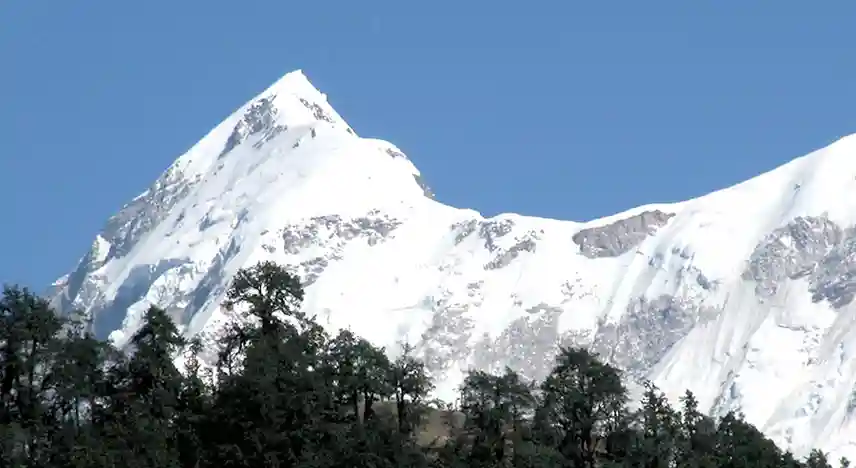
[50,70,856,459]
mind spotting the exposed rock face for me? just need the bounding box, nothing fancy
[281,213,402,253]
[418,295,476,380]
[104,167,197,260]
[572,210,676,258]
[808,229,856,308]
[299,97,336,123]
[413,174,435,199]
[484,233,539,270]
[743,215,856,308]
[451,218,515,250]
[220,96,286,157]
[593,295,719,378]
[472,303,564,382]
[743,215,842,296]
[279,213,402,286]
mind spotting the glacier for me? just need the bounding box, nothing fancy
[49,69,856,460]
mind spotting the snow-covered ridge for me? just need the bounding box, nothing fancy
[50,69,856,461]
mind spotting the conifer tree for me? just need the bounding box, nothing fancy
[175,337,210,468]
[805,449,834,468]
[45,311,112,468]
[0,286,66,467]
[632,381,681,468]
[674,390,718,468]
[713,411,787,468]
[96,306,185,468]
[208,260,337,467]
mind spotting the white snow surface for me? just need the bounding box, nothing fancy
[50,69,856,461]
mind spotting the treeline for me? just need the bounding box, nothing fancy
[0,260,848,468]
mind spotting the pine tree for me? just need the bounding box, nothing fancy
[632,381,680,468]
[208,261,338,467]
[713,411,787,468]
[44,311,112,467]
[175,337,210,468]
[805,449,834,468]
[674,390,717,468]
[0,285,66,467]
[97,306,186,468]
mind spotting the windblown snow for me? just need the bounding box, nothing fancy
[50,69,856,460]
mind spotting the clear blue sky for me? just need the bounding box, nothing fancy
[2,2,855,289]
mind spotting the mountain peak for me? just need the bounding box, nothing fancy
[150,68,435,217]
[49,71,856,461]
[50,70,439,334]
[215,70,355,158]
[264,69,324,101]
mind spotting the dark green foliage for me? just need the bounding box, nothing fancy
[533,346,629,468]
[0,263,847,468]
[629,381,682,468]
[0,285,67,467]
[328,329,393,424]
[389,342,433,436]
[454,367,535,467]
[95,305,186,468]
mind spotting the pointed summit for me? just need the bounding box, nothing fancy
[262,69,333,108]
[217,70,356,159]
[50,69,436,343]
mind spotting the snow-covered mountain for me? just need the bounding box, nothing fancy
[50,70,856,460]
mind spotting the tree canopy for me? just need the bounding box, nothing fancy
[0,264,847,468]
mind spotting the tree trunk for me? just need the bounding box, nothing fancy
[352,390,360,424]
[362,391,374,423]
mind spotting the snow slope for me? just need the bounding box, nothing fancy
[50,70,856,460]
